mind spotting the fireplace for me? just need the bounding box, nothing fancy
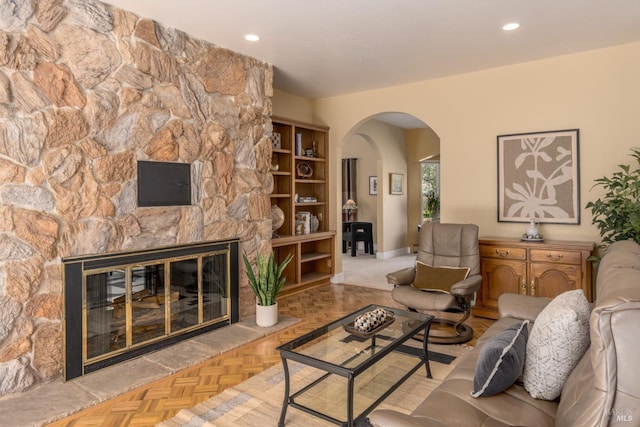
[63,240,239,380]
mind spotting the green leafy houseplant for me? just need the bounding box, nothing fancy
[243,251,293,306]
[586,148,640,245]
[423,192,440,219]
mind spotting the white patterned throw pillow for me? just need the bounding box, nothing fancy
[523,289,591,400]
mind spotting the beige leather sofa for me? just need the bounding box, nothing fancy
[370,240,640,427]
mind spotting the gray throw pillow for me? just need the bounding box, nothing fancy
[471,320,529,397]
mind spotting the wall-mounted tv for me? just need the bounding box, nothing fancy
[137,161,191,207]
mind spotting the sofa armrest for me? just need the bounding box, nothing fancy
[450,275,482,296]
[498,293,552,322]
[386,267,416,286]
[369,410,446,427]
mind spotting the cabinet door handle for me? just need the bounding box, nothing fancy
[495,249,510,257]
[521,279,527,293]
[547,252,564,261]
[531,280,536,296]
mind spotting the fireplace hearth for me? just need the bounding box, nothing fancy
[63,240,239,380]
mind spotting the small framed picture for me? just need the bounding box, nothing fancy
[390,173,403,195]
[369,176,378,195]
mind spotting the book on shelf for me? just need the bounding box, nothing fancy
[298,196,317,203]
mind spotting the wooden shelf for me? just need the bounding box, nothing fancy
[272,231,335,245]
[300,272,332,285]
[295,179,326,184]
[295,202,325,207]
[295,155,326,162]
[271,116,334,294]
[301,251,331,263]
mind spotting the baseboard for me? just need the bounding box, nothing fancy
[376,247,411,260]
[331,272,345,283]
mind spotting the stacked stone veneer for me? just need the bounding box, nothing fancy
[0,0,274,395]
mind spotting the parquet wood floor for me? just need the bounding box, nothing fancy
[48,283,493,427]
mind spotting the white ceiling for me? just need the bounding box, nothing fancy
[103,1,640,106]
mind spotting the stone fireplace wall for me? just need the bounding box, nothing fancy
[0,0,273,395]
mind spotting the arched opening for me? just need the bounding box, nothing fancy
[337,112,440,288]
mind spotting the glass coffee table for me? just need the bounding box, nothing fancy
[277,304,434,426]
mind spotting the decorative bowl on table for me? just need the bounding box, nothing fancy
[343,308,395,338]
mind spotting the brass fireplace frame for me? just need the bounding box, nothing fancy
[63,239,239,380]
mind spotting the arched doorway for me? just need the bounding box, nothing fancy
[337,112,439,287]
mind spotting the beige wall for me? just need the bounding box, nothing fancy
[341,120,408,256]
[341,135,378,239]
[275,41,640,274]
[272,89,314,123]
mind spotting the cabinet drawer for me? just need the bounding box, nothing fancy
[530,249,581,264]
[480,246,526,260]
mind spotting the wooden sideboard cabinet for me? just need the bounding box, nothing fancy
[472,237,595,319]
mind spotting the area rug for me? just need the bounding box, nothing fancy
[158,342,472,426]
[340,254,417,291]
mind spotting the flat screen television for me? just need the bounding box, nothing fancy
[137,161,191,207]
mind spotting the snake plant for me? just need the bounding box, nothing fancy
[243,251,293,306]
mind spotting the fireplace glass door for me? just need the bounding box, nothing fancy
[83,250,230,364]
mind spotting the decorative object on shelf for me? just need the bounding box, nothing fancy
[271,132,281,149]
[369,176,378,195]
[295,132,302,156]
[298,196,317,203]
[304,149,314,157]
[342,198,358,222]
[296,162,313,178]
[390,173,404,195]
[498,129,580,224]
[271,205,285,237]
[586,147,640,245]
[270,164,279,171]
[310,215,319,233]
[521,217,543,241]
[295,211,311,234]
[243,251,293,327]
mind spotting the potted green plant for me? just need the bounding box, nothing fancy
[423,191,440,220]
[242,251,293,327]
[586,148,640,246]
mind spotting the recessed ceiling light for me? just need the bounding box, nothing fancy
[502,22,520,31]
[244,34,260,42]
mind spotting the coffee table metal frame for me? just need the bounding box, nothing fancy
[277,304,433,426]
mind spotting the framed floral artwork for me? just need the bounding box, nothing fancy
[497,129,580,224]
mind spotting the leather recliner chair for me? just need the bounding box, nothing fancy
[388,222,482,344]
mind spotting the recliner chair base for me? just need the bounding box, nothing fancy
[403,318,474,344]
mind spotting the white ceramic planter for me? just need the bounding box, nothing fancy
[256,302,278,327]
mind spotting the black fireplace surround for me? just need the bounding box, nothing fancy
[63,239,239,380]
